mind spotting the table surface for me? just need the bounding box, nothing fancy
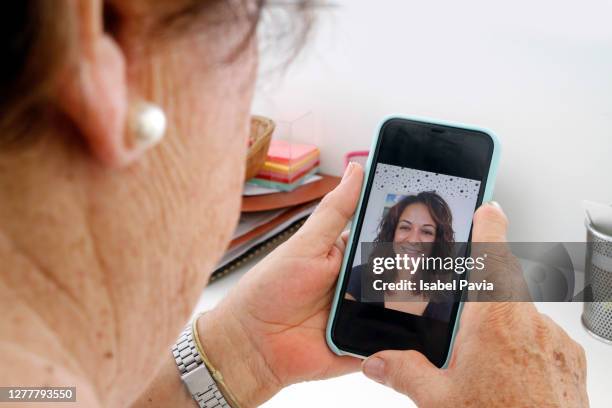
[195,248,612,408]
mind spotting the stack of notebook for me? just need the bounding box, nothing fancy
[211,174,340,281]
[248,140,320,192]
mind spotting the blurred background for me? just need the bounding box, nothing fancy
[252,0,612,243]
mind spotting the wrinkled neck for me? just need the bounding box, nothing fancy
[0,145,121,401]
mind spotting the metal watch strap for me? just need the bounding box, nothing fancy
[172,325,231,408]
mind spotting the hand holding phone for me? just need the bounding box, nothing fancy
[360,204,589,408]
[198,163,365,406]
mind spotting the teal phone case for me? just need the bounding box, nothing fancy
[325,114,501,368]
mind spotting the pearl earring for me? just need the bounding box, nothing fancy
[127,101,167,151]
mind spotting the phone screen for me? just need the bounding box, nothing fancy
[330,118,494,367]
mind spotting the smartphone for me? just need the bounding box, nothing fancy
[326,115,500,367]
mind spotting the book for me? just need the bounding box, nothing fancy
[211,174,341,281]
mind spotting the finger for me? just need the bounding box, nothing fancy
[470,202,530,301]
[362,350,449,406]
[295,163,364,256]
[333,230,351,253]
[340,230,350,245]
[470,202,508,299]
[321,355,362,379]
[472,201,508,243]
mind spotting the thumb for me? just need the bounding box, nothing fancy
[362,350,449,405]
[472,201,508,243]
[470,201,525,301]
[294,163,364,256]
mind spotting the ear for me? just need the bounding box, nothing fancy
[56,0,132,167]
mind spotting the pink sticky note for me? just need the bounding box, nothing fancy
[266,140,318,164]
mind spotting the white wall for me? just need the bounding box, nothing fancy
[252,0,612,242]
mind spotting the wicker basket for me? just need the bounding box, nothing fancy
[246,115,275,181]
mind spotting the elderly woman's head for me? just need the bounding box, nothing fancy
[0,0,309,396]
[1,0,265,276]
[0,0,313,282]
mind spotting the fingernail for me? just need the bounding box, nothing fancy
[362,357,386,383]
[341,162,355,183]
[487,201,503,211]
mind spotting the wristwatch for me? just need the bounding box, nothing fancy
[172,324,231,408]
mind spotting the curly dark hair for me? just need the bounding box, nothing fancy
[364,191,456,299]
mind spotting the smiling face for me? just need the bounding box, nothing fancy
[393,203,437,256]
